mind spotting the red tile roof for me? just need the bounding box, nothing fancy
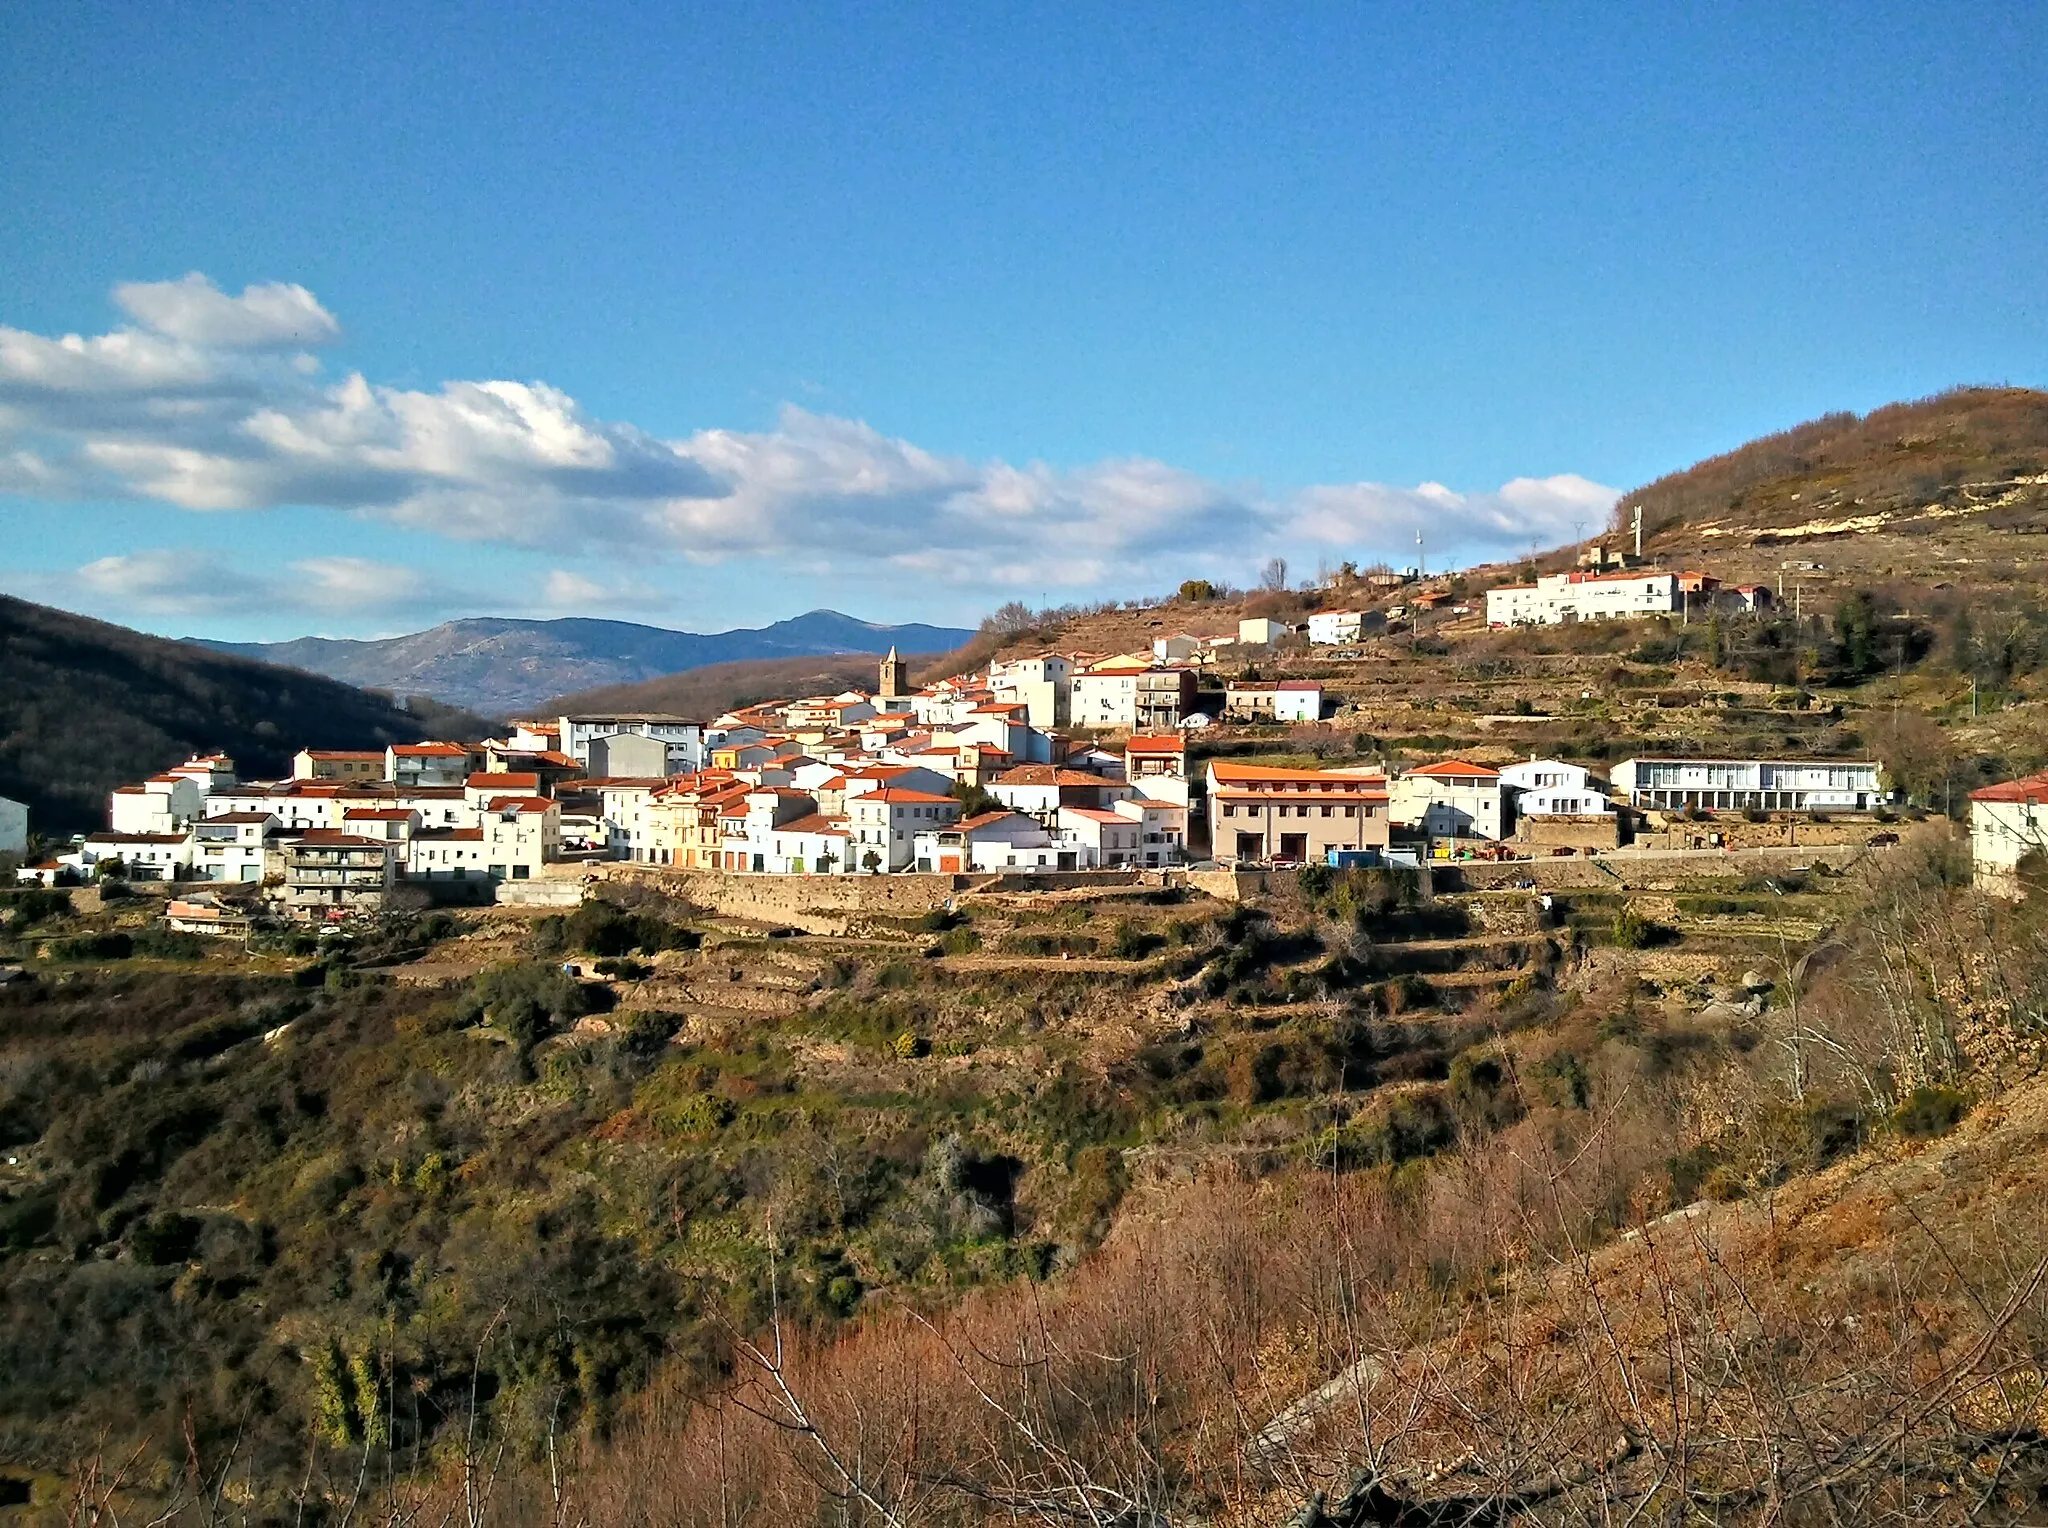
[1971,773,2048,804]
[995,766,1116,787]
[1404,760,1500,780]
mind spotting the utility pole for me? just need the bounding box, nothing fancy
[1632,504,1643,560]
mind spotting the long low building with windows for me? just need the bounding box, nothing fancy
[1487,570,1680,627]
[1205,762,1392,864]
[1611,756,1884,813]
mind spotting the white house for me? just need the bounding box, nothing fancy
[1273,681,1323,722]
[1307,610,1366,645]
[988,655,1073,729]
[110,773,203,835]
[1152,633,1204,663]
[1057,806,1141,866]
[481,797,560,881]
[1610,757,1884,813]
[387,742,476,787]
[557,713,703,774]
[1070,664,1148,729]
[0,794,25,856]
[1238,617,1290,646]
[76,831,195,881]
[914,811,1063,873]
[1486,571,1681,628]
[191,811,279,883]
[761,813,854,874]
[847,788,961,872]
[1970,773,2048,896]
[1499,758,1592,793]
[987,767,1134,821]
[1112,796,1187,865]
[592,778,670,861]
[1124,735,1189,808]
[410,828,489,880]
[1390,760,1509,840]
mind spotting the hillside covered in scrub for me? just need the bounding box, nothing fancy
[2,831,2046,1523]
[0,595,487,836]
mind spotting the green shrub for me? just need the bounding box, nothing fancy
[1611,903,1669,949]
[133,928,207,961]
[130,1211,203,1266]
[1447,1048,1525,1131]
[50,932,132,962]
[1893,1085,1968,1139]
[0,1194,57,1253]
[1317,1091,1455,1171]
[458,961,595,1050]
[1531,1049,1590,1110]
[893,1031,930,1059]
[824,1275,864,1315]
[2,889,71,933]
[1108,921,1163,959]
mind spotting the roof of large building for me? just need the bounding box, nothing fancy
[1125,735,1187,755]
[467,772,542,791]
[1970,772,2048,804]
[994,766,1117,787]
[392,742,472,757]
[775,813,851,836]
[859,788,960,805]
[1403,760,1501,780]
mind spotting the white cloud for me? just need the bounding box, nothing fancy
[0,275,1621,607]
[1283,472,1619,560]
[31,549,476,623]
[540,568,667,612]
[114,274,341,348]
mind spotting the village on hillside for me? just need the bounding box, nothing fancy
[18,537,2048,930]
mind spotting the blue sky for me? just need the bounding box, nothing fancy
[2,3,2044,641]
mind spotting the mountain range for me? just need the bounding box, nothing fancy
[195,610,977,716]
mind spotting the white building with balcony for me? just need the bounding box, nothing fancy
[1611,757,1884,813]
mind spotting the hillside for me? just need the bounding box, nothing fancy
[1620,384,2048,545]
[0,595,487,837]
[546,647,960,720]
[1,836,2042,1522]
[198,610,976,716]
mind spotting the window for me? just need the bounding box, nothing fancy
[1321,805,1333,817]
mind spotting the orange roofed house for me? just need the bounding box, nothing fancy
[1205,762,1391,865]
[1390,760,1509,841]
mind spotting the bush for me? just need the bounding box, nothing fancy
[1893,1085,1969,1139]
[1108,921,1163,960]
[1610,904,1667,949]
[49,932,132,962]
[2,889,71,933]
[1317,1090,1455,1171]
[1447,1048,1525,1132]
[893,1031,930,1059]
[593,957,652,980]
[458,962,595,1050]
[132,928,207,961]
[536,901,698,959]
[130,1211,203,1266]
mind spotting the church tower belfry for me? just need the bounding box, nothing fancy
[878,645,907,703]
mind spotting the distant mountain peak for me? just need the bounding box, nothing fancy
[191,609,976,715]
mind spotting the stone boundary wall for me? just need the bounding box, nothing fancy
[1438,842,1878,893]
[493,879,585,908]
